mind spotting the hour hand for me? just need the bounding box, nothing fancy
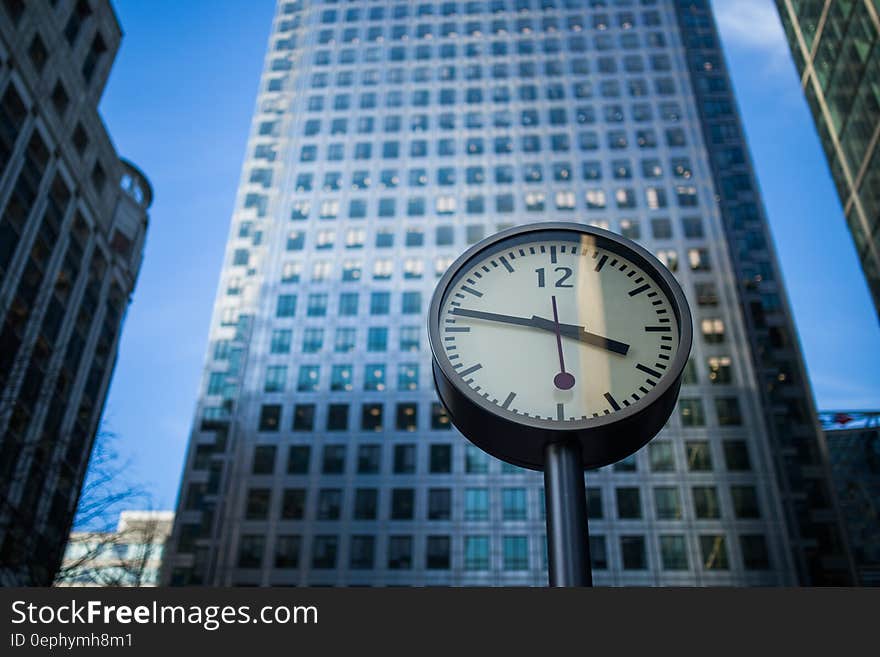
[530,316,630,356]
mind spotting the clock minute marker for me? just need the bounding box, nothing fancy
[636,363,662,379]
[501,392,516,409]
[459,363,482,377]
[604,392,621,411]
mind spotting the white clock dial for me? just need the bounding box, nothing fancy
[438,235,680,423]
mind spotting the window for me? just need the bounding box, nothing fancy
[393,444,416,474]
[502,488,527,520]
[357,445,380,474]
[281,488,306,520]
[432,403,452,430]
[428,489,451,520]
[649,442,674,471]
[275,536,301,569]
[367,327,387,352]
[402,292,421,314]
[330,364,353,391]
[464,536,490,570]
[364,364,386,391]
[699,535,729,570]
[587,488,603,519]
[312,536,338,569]
[399,326,420,352]
[724,441,751,471]
[302,328,323,354]
[741,535,770,570]
[370,292,390,315]
[391,488,415,520]
[238,535,264,569]
[398,363,419,390]
[338,292,358,316]
[656,249,678,272]
[297,365,320,392]
[464,488,489,521]
[396,403,418,431]
[354,489,378,519]
[503,536,528,570]
[388,536,413,569]
[701,318,725,343]
[422,536,450,570]
[585,189,606,209]
[659,535,688,571]
[245,488,270,520]
[686,441,712,471]
[430,444,452,473]
[689,248,711,271]
[258,405,281,431]
[654,487,681,520]
[292,405,315,432]
[261,364,286,393]
[465,445,488,473]
[680,399,706,427]
[327,404,348,431]
[708,356,732,384]
[350,536,374,570]
[317,446,345,476]
[317,489,342,520]
[716,397,742,426]
[621,536,646,570]
[693,486,721,519]
[731,486,760,518]
[276,294,296,318]
[361,404,383,431]
[287,446,310,474]
[333,327,355,354]
[466,225,485,244]
[616,488,641,519]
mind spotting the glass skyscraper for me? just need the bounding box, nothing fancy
[164,0,849,586]
[777,0,880,321]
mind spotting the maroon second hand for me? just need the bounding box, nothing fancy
[551,295,575,390]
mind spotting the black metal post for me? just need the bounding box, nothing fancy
[543,441,592,587]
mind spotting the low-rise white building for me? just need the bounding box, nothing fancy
[56,511,173,587]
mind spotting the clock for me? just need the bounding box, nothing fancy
[428,222,693,470]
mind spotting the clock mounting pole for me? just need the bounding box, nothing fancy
[544,441,592,587]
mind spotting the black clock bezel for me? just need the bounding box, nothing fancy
[427,221,693,470]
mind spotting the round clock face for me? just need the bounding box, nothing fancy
[429,223,692,469]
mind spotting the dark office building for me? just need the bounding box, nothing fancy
[674,0,855,585]
[821,411,880,586]
[776,1,880,320]
[0,0,151,586]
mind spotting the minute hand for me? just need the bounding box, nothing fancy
[450,308,629,356]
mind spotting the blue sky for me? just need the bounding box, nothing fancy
[95,0,880,511]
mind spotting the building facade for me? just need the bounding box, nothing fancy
[0,0,151,586]
[164,0,842,587]
[777,0,880,321]
[56,511,173,587]
[820,411,880,586]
